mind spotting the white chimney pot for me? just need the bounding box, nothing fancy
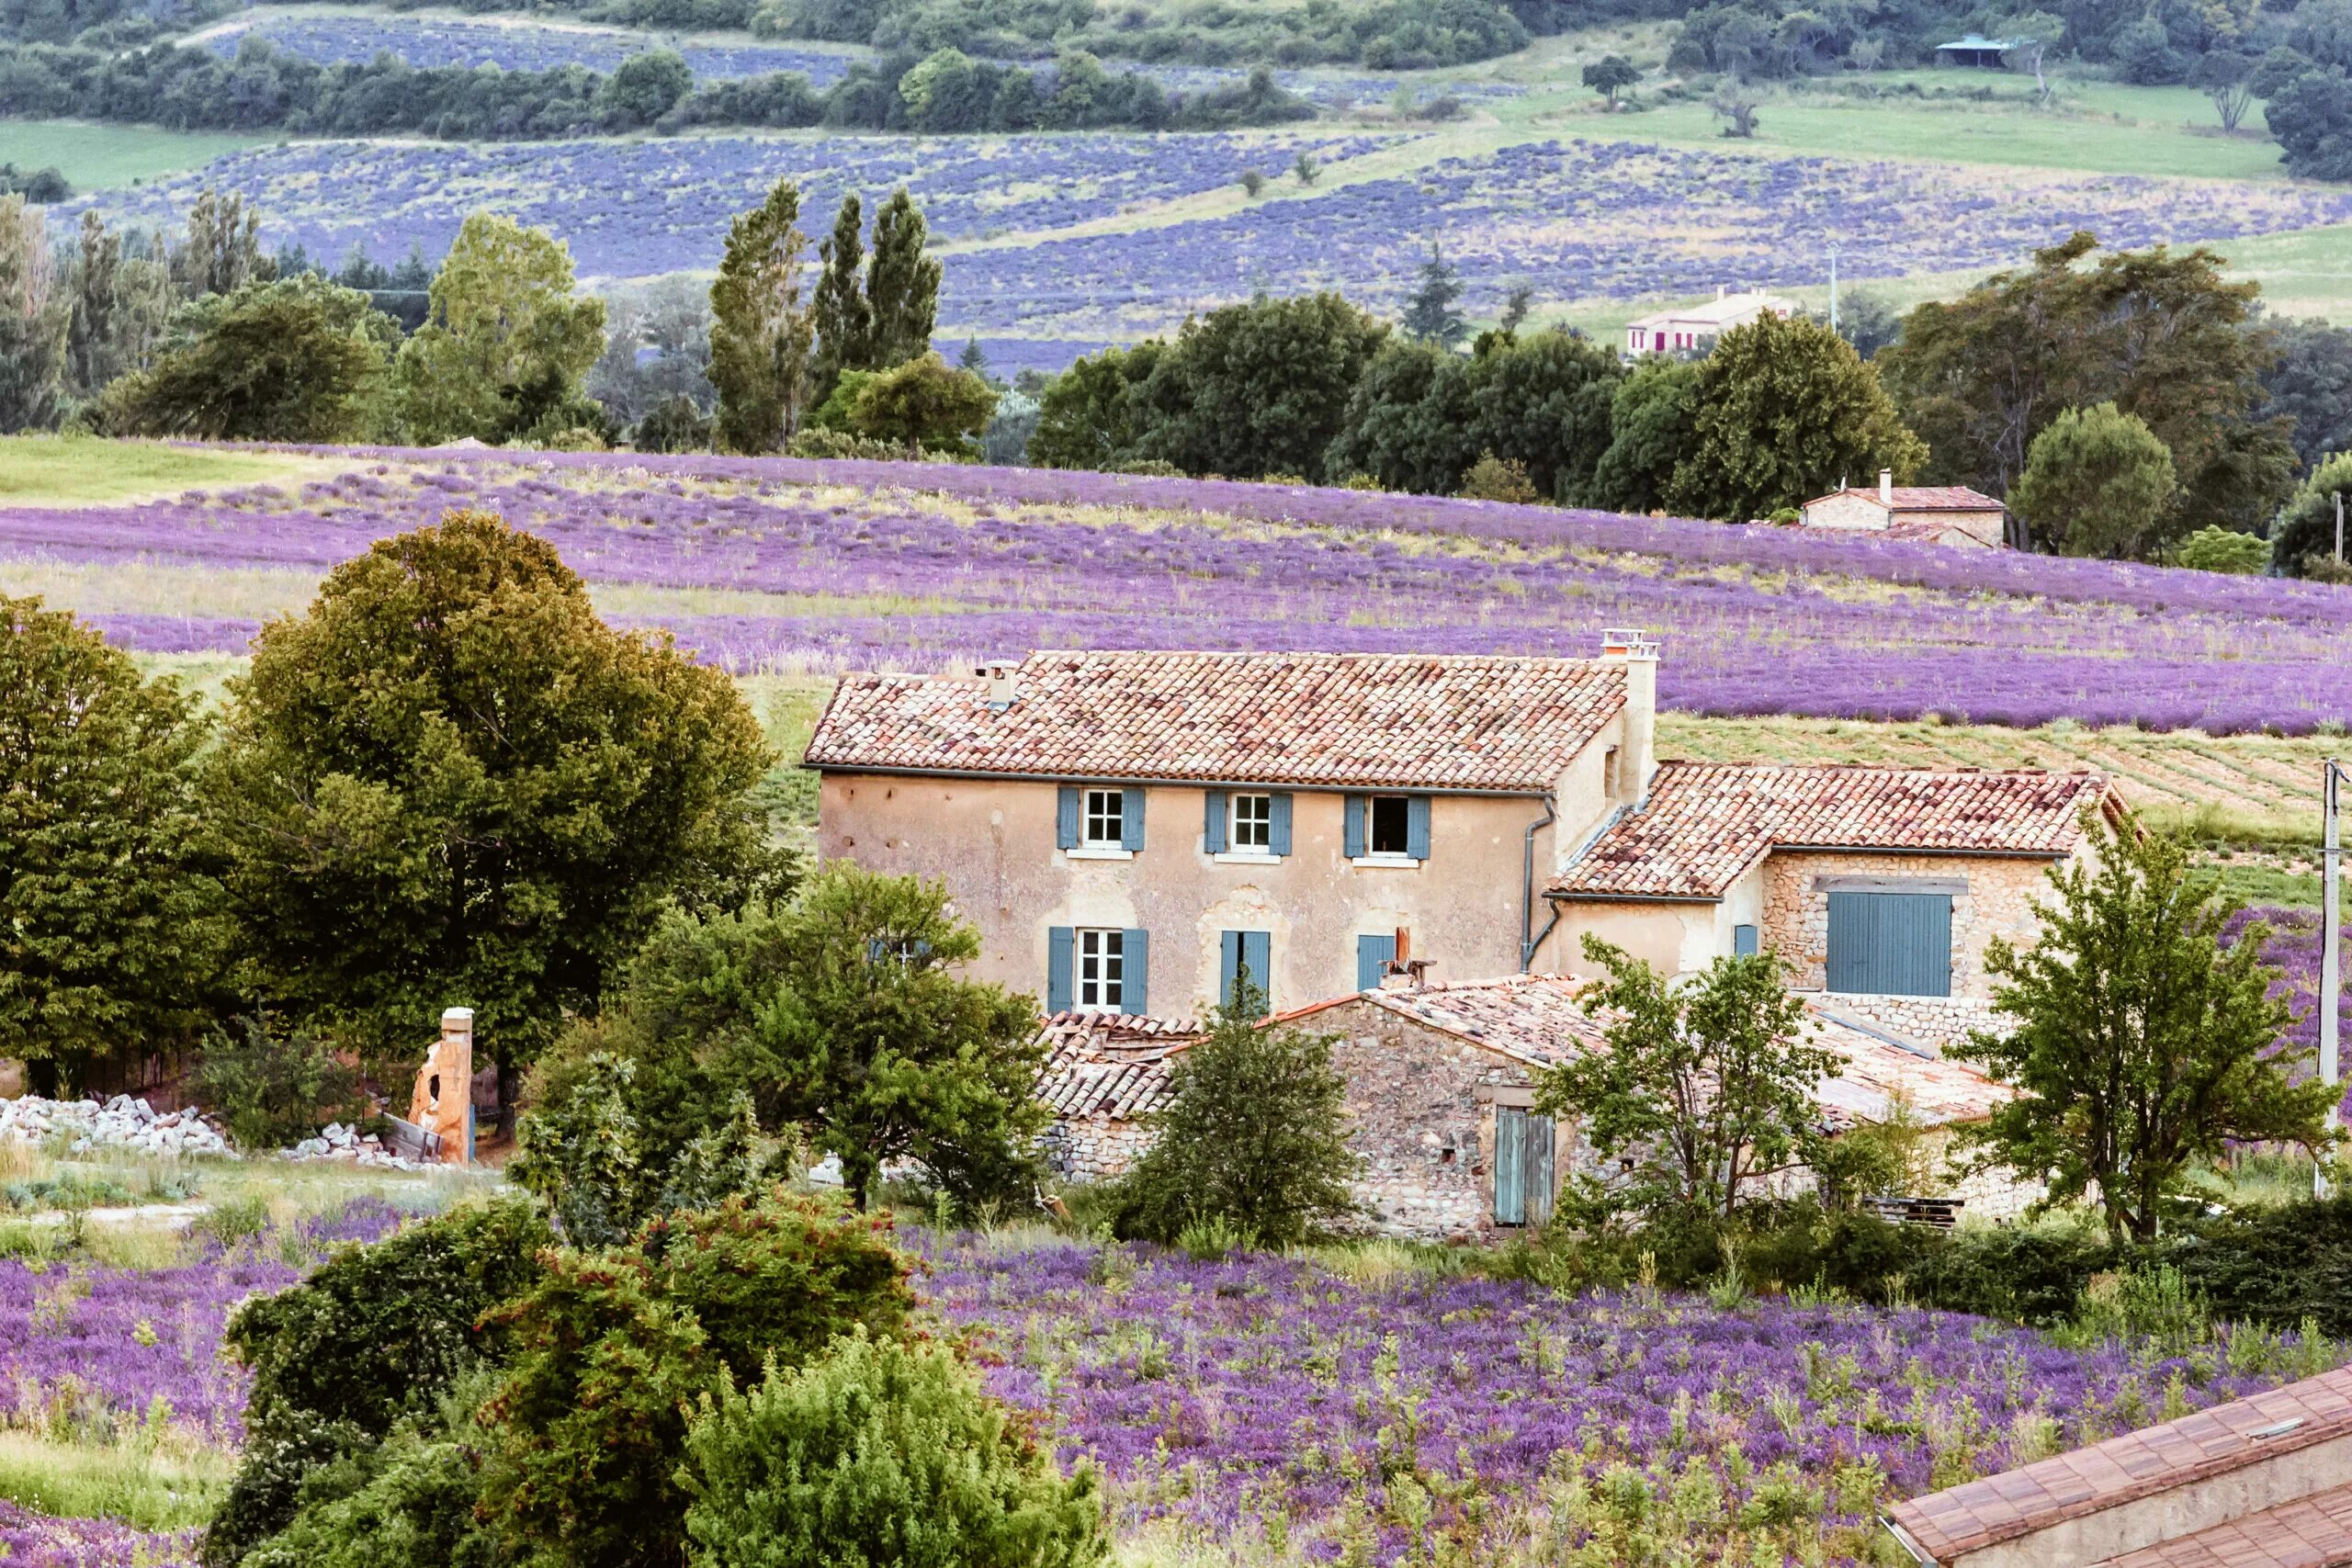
[1879,469,1894,505]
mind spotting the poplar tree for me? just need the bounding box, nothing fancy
[709,178,816,455]
[808,192,872,405]
[0,195,67,431]
[169,188,270,299]
[865,188,942,369]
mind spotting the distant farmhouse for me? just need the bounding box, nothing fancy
[1935,34,2025,66]
[1623,287,1795,355]
[1801,469,2010,548]
[806,636,2115,1236]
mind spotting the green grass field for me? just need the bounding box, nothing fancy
[0,435,341,507]
[5,118,276,190]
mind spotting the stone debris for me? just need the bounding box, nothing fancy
[0,1095,235,1157]
[286,1121,431,1171]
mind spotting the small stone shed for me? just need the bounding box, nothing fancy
[1036,974,2024,1242]
[1884,1364,2352,1566]
[1799,471,2009,548]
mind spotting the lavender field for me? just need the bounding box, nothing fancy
[5,448,2346,735]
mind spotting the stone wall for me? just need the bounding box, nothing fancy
[1805,991,2006,1056]
[1760,852,2057,1000]
[1327,1005,1535,1240]
[1043,1117,1156,1184]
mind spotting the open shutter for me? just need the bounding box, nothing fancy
[1269,793,1293,856]
[1733,923,1758,956]
[1122,927,1148,1014]
[1219,931,1242,1005]
[1046,927,1074,1012]
[1525,1113,1555,1227]
[1494,1108,1527,1225]
[1056,786,1080,850]
[1121,789,1145,852]
[1406,795,1431,861]
[1241,931,1271,1006]
[1342,795,1366,859]
[1356,932,1396,992]
[1204,791,1227,854]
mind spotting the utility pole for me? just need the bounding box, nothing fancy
[1828,245,1840,337]
[2335,490,2344,564]
[2324,758,2344,1199]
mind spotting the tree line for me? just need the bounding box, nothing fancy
[0,34,1313,137]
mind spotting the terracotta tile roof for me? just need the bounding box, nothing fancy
[1886,1367,2352,1565]
[2102,1483,2352,1568]
[1552,761,2113,899]
[1034,1012,1201,1122]
[803,651,1627,792]
[1810,485,2005,512]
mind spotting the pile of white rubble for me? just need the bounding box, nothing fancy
[286,1121,430,1171]
[0,1094,235,1157]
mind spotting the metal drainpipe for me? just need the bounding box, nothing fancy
[1521,797,1557,972]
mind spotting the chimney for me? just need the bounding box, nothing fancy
[1600,627,1659,806]
[1716,283,1726,301]
[976,659,1017,710]
[1879,468,1894,506]
[408,1008,474,1165]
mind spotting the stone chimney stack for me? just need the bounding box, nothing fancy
[977,659,1018,710]
[408,1007,474,1164]
[1600,627,1660,806]
[1879,468,1894,505]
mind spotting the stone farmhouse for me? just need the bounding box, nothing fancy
[1799,469,2009,548]
[1623,287,1795,355]
[805,635,2119,1235]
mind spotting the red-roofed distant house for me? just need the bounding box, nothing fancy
[1802,468,2009,547]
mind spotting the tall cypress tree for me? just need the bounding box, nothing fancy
[1400,242,1466,348]
[865,188,942,370]
[808,193,872,404]
[708,178,814,456]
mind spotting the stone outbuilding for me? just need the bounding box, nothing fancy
[1798,470,2008,547]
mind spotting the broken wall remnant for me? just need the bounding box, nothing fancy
[408,1006,475,1164]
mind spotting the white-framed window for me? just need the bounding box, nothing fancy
[1082,788,1125,848]
[1368,795,1412,857]
[1230,793,1273,852]
[1077,928,1125,1010]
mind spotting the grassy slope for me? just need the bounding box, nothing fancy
[0,436,344,506]
[3,120,276,189]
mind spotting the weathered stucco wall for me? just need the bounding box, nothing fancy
[1801,493,1893,532]
[1759,851,2060,999]
[1891,507,2004,547]
[818,774,1565,1012]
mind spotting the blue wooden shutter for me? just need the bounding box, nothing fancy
[1343,795,1366,859]
[1525,1113,1555,1227]
[1269,793,1293,856]
[1122,927,1148,1013]
[1733,923,1758,956]
[1204,791,1227,853]
[1495,1108,1527,1225]
[1219,930,1242,1004]
[1121,789,1145,852]
[1056,787,1080,850]
[1242,930,1271,1006]
[1046,926,1074,1012]
[1406,795,1431,861]
[1826,893,1951,998]
[1356,932,1395,992]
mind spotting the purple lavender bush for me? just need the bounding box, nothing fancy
[0,1501,195,1568]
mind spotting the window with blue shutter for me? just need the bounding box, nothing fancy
[1733,924,1759,956]
[1356,932,1396,992]
[1219,930,1272,1009]
[1204,790,1227,853]
[1343,795,1367,859]
[1056,787,1080,851]
[1826,892,1952,997]
[1269,793,1293,856]
[1046,926,1075,1012]
[1121,927,1148,1013]
[1120,789,1146,852]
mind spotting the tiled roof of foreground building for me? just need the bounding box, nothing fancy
[1887,1365,2352,1568]
[1038,976,2006,1132]
[803,650,1627,792]
[1553,761,2117,900]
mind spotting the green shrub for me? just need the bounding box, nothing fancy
[201,1409,369,1568]
[196,1013,365,1151]
[2165,1195,2352,1337]
[1455,451,1540,504]
[194,1195,270,1249]
[239,1378,503,1568]
[681,1329,1105,1568]
[2171,524,2272,574]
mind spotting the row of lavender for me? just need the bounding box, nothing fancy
[10,451,2346,734]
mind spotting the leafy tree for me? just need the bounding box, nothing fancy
[866,187,943,368]
[1293,149,1319,185]
[1956,809,2336,1246]
[1581,53,1638,106]
[2007,401,2178,558]
[1400,241,1467,347]
[1136,292,1389,482]
[2262,316,2352,471]
[1110,978,1361,1247]
[0,163,69,201]
[809,192,873,403]
[63,210,172,404]
[234,1382,503,1568]
[709,177,816,454]
[0,597,220,1094]
[99,275,395,442]
[196,1012,366,1150]
[1025,340,1165,469]
[1813,288,1900,360]
[1588,355,1702,514]
[1457,450,1539,502]
[587,277,714,429]
[1666,310,1926,522]
[170,187,270,300]
[2195,47,2257,131]
[1880,232,2294,536]
[1535,935,1835,1224]
[681,1330,1106,1568]
[2170,524,2271,574]
[2272,450,2352,574]
[2002,11,2064,104]
[393,211,606,445]
[202,511,778,1093]
[0,194,67,432]
[848,350,999,455]
[598,47,692,127]
[1497,282,1534,335]
[1711,77,1760,137]
[476,1190,914,1568]
[2266,66,2352,181]
[633,392,713,453]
